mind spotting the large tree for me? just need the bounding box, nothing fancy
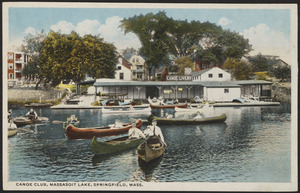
[248,53,269,72]
[223,58,252,80]
[39,31,117,87]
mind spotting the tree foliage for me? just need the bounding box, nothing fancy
[120,11,252,78]
[39,31,117,87]
[248,53,269,72]
[175,56,194,75]
[223,58,252,80]
[160,64,169,81]
[121,47,138,61]
[272,64,291,82]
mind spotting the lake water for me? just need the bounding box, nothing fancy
[7,103,291,182]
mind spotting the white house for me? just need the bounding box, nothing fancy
[115,55,132,81]
[129,54,146,80]
[191,67,231,81]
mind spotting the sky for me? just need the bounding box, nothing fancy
[6,4,294,64]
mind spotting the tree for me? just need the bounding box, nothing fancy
[175,56,194,75]
[272,64,291,82]
[223,58,252,80]
[39,31,117,87]
[160,64,169,81]
[121,47,137,61]
[248,53,269,72]
[21,31,47,89]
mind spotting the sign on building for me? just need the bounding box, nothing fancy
[166,75,192,81]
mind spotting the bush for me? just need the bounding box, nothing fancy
[255,72,270,80]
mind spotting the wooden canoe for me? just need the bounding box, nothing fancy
[175,106,214,112]
[150,103,188,109]
[137,135,166,163]
[65,119,143,140]
[8,128,18,137]
[13,116,41,127]
[91,136,144,155]
[148,113,227,125]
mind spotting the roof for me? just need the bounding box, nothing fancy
[117,55,131,70]
[199,81,240,88]
[191,68,212,76]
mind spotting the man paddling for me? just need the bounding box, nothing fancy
[128,122,145,139]
[144,119,165,144]
[26,108,38,120]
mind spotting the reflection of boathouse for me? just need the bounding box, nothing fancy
[92,79,273,102]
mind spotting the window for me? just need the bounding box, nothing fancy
[208,74,213,78]
[9,73,13,79]
[117,66,121,70]
[8,53,13,60]
[8,63,13,69]
[133,58,135,63]
[119,73,124,80]
[224,88,229,93]
[219,73,223,78]
[137,74,143,79]
[136,58,139,62]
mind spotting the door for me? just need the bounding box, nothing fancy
[146,86,159,98]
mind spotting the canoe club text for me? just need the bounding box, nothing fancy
[15,182,143,187]
[166,75,192,81]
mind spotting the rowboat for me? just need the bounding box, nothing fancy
[148,113,227,125]
[91,136,144,155]
[137,135,166,163]
[65,119,143,140]
[174,105,214,112]
[8,128,18,137]
[102,107,151,114]
[150,103,188,109]
[13,116,49,127]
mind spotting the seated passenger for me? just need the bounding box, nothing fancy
[165,113,173,119]
[128,122,145,139]
[193,111,203,121]
[111,119,123,129]
[146,119,165,143]
[8,119,17,130]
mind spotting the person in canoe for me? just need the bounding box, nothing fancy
[144,119,165,143]
[110,119,124,129]
[193,111,203,121]
[128,122,145,139]
[26,108,38,120]
[165,113,173,119]
[8,109,12,120]
[9,118,17,129]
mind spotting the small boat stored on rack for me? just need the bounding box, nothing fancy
[91,136,144,155]
[137,135,166,163]
[102,107,151,114]
[148,113,227,125]
[65,119,143,140]
[150,103,188,109]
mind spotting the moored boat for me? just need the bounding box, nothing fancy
[25,103,53,108]
[8,128,18,137]
[148,113,227,125]
[175,105,214,112]
[150,103,188,109]
[13,116,41,127]
[91,136,144,155]
[65,119,143,140]
[137,135,166,163]
[102,107,151,114]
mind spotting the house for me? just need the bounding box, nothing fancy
[115,55,132,81]
[268,59,289,72]
[191,67,231,81]
[7,51,30,86]
[128,54,146,80]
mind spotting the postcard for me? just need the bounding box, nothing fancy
[2,2,297,191]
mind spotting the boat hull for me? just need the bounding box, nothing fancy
[148,113,227,125]
[102,107,151,114]
[13,117,41,127]
[150,103,188,109]
[65,120,143,140]
[8,129,18,137]
[137,135,166,163]
[175,106,214,112]
[91,136,144,155]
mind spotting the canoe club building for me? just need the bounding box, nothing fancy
[79,67,273,102]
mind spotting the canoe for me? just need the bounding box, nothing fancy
[175,106,214,112]
[8,128,18,137]
[137,135,166,163]
[148,113,227,125]
[91,136,144,155]
[232,98,245,103]
[150,103,188,109]
[13,116,41,127]
[102,107,151,114]
[65,119,143,140]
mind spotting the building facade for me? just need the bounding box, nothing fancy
[128,54,146,80]
[7,52,30,86]
[191,67,231,81]
[115,55,132,81]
